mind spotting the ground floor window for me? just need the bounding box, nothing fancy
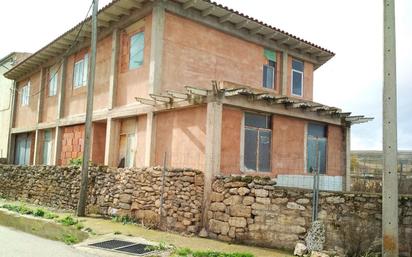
[307,123,327,174]
[14,133,31,165]
[244,112,272,172]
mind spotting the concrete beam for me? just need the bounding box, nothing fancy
[144,112,156,166]
[202,101,222,229]
[148,0,165,95]
[57,57,67,119]
[108,29,120,110]
[281,50,288,95]
[221,95,342,126]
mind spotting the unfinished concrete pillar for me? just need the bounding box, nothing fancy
[57,57,67,119]
[108,29,119,109]
[33,130,40,165]
[344,126,351,191]
[281,50,288,95]
[144,112,156,166]
[52,126,62,165]
[148,0,165,95]
[104,117,120,167]
[7,82,17,164]
[202,101,223,229]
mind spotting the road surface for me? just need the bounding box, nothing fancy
[0,225,99,257]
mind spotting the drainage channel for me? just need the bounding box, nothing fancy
[89,239,155,256]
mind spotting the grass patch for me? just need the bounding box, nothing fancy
[111,215,136,224]
[114,231,122,235]
[45,212,59,219]
[33,208,46,217]
[75,223,84,230]
[172,248,254,257]
[58,216,78,226]
[61,233,79,245]
[145,241,174,252]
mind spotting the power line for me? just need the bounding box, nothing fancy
[15,2,93,98]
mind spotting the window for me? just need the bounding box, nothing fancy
[129,32,144,69]
[14,133,31,165]
[73,54,89,88]
[244,112,272,172]
[42,130,53,165]
[307,123,327,174]
[21,82,30,106]
[48,67,58,96]
[263,49,276,89]
[291,59,304,96]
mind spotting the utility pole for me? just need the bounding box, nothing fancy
[77,0,98,217]
[382,0,398,256]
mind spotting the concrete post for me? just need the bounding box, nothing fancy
[7,82,17,164]
[104,117,120,167]
[202,101,222,229]
[382,0,398,256]
[57,57,67,119]
[108,29,119,109]
[36,67,45,124]
[33,130,40,165]
[144,112,156,166]
[281,50,288,95]
[52,127,62,165]
[148,0,165,94]
[344,126,351,191]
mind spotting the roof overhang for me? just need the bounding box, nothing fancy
[5,0,335,81]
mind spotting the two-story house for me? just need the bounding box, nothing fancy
[4,0,371,191]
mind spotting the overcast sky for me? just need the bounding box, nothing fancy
[0,0,410,150]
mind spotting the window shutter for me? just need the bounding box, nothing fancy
[264,49,276,62]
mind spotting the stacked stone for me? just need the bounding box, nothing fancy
[88,167,204,234]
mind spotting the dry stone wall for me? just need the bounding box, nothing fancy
[208,176,412,256]
[0,165,204,234]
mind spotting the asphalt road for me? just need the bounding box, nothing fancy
[0,225,99,257]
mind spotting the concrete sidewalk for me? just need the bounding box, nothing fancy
[0,225,98,257]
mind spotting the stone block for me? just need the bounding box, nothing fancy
[238,187,250,196]
[209,219,229,235]
[230,205,252,217]
[287,202,306,210]
[242,196,255,206]
[228,217,247,228]
[210,202,226,212]
[254,189,269,197]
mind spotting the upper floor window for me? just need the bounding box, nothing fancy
[73,54,88,88]
[263,49,276,89]
[129,32,144,69]
[21,82,30,106]
[48,67,58,96]
[291,59,304,96]
[244,112,272,172]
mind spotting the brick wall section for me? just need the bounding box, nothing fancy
[0,165,204,234]
[60,125,84,165]
[207,176,412,256]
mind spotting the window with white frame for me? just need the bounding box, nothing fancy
[291,59,304,96]
[48,67,58,96]
[244,112,272,172]
[129,32,144,69]
[21,82,30,106]
[73,54,89,88]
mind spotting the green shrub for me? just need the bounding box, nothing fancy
[111,215,135,224]
[45,212,59,219]
[61,234,78,245]
[58,216,78,226]
[75,223,84,230]
[172,249,254,257]
[34,208,45,217]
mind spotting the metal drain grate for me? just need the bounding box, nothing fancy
[116,244,153,255]
[89,239,135,249]
[89,239,154,256]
